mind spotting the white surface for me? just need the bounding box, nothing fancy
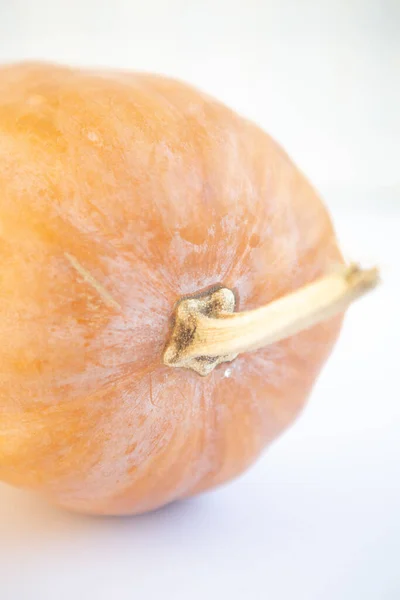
[0,206,399,599]
[1,2,399,599]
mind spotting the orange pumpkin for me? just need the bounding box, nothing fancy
[0,63,377,515]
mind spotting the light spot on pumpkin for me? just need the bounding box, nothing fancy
[87,131,100,143]
[27,95,46,106]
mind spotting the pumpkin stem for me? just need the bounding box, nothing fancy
[163,264,379,376]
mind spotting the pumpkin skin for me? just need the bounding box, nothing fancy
[0,63,343,515]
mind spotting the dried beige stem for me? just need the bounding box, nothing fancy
[163,264,379,376]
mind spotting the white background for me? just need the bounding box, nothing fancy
[0,2,399,599]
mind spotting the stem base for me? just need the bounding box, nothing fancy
[163,287,237,376]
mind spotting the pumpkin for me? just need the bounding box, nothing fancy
[0,63,377,515]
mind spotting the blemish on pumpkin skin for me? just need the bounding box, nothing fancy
[125,442,137,455]
[26,95,46,107]
[179,223,208,246]
[87,131,100,144]
[149,373,159,408]
[249,233,261,248]
[136,414,146,428]
[64,252,121,311]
